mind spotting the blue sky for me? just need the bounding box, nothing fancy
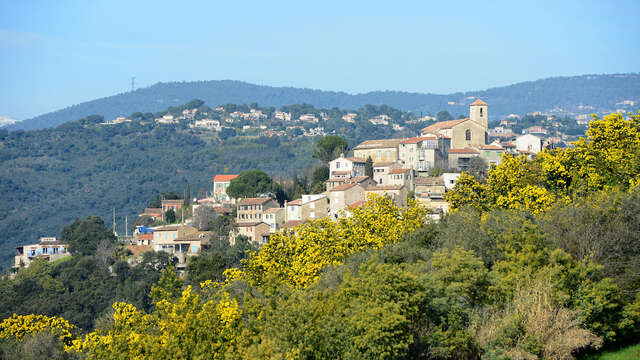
[1,0,639,120]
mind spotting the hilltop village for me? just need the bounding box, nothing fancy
[14,100,553,273]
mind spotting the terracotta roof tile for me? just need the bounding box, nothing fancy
[287,199,302,205]
[421,119,468,133]
[345,157,366,163]
[349,200,366,208]
[470,99,488,106]
[389,168,411,174]
[400,136,438,144]
[414,177,444,185]
[353,138,404,150]
[329,183,360,192]
[449,148,479,154]
[239,197,274,205]
[214,174,238,182]
[366,185,405,191]
[479,145,504,150]
[284,220,306,228]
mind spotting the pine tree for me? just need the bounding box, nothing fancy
[365,156,374,178]
[184,183,191,206]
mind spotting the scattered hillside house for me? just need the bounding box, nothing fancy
[523,126,548,136]
[329,154,366,179]
[190,119,221,131]
[369,114,391,126]
[478,144,506,166]
[249,109,267,120]
[353,139,404,163]
[232,222,271,245]
[162,199,184,212]
[136,233,154,246]
[514,134,542,154]
[328,183,365,218]
[326,175,376,191]
[101,116,132,125]
[448,148,480,171]
[342,113,357,123]
[152,225,210,269]
[156,114,177,124]
[213,174,238,202]
[139,208,163,221]
[285,194,329,222]
[488,126,513,136]
[14,237,70,270]
[274,111,292,122]
[237,198,279,223]
[365,185,408,208]
[299,114,318,123]
[263,207,285,233]
[443,173,462,191]
[372,162,396,185]
[398,136,449,172]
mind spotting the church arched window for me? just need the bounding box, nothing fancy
[465,129,471,141]
[480,108,483,117]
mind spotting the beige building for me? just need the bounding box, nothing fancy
[478,144,506,166]
[329,154,366,179]
[14,237,70,270]
[263,207,285,233]
[448,148,480,171]
[387,168,414,190]
[152,226,210,268]
[285,194,329,222]
[420,99,489,151]
[413,177,450,213]
[237,198,279,223]
[398,136,449,172]
[353,139,404,163]
[233,222,271,245]
[328,183,366,218]
[365,185,408,208]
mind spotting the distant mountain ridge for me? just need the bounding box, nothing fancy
[8,73,640,131]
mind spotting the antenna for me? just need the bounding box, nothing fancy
[131,76,136,92]
[125,216,128,237]
[112,208,118,237]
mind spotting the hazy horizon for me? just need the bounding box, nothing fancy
[2,0,639,120]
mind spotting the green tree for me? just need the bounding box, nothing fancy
[312,135,348,163]
[60,216,116,256]
[164,209,176,224]
[365,156,373,178]
[184,183,191,206]
[436,110,453,122]
[226,170,279,199]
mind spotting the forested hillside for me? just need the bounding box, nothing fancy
[8,73,640,130]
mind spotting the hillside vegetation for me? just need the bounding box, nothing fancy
[0,111,639,359]
[8,73,640,131]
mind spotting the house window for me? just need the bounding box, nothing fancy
[336,162,340,168]
[465,129,471,141]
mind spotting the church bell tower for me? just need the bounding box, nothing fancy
[469,99,488,129]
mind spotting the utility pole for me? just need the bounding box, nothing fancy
[112,208,118,237]
[125,216,128,237]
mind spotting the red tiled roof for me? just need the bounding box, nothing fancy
[142,208,162,215]
[373,162,394,167]
[479,145,504,150]
[470,99,488,106]
[137,234,154,240]
[449,148,479,154]
[328,177,347,182]
[400,136,438,144]
[287,199,302,205]
[389,168,411,174]
[345,157,366,163]
[329,183,360,192]
[353,138,404,150]
[349,176,372,183]
[213,206,233,214]
[349,200,366,208]
[264,207,284,213]
[421,119,468,133]
[331,170,351,175]
[213,174,238,182]
[239,197,273,205]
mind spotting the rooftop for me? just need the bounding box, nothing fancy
[400,136,439,144]
[479,144,504,150]
[329,183,361,192]
[213,174,239,182]
[449,148,479,154]
[353,138,404,150]
[414,177,444,185]
[238,197,274,205]
[366,185,405,191]
[470,99,488,106]
[264,207,284,214]
[389,168,411,174]
[421,119,468,133]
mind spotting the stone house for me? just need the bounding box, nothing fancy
[237,197,279,223]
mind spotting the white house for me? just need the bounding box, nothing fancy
[514,134,542,154]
